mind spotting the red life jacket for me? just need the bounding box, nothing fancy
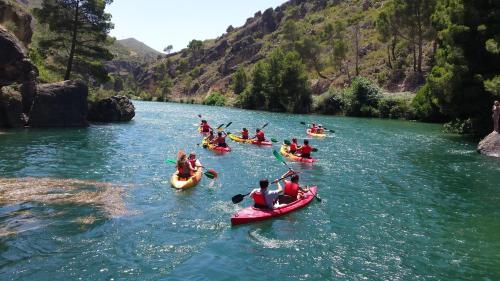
[301,145,312,154]
[241,130,249,139]
[202,123,210,132]
[256,131,265,141]
[284,181,299,198]
[310,127,317,133]
[189,159,196,168]
[290,143,298,151]
[252,191,267,207]
[217,136,226,145]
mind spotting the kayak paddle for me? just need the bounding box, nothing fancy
[259,122,269,130]
[231,172,299,204]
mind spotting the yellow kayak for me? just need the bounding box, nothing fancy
[280,144,316,163]
[171,166,203,189]
[228,133,273,146]
[306,129,326,138]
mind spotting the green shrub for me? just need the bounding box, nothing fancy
[344,77,381,117]
[139,91,153,101]
[312,90,347,115]
[443,118,474,134]
[378,94,415,119]
[412,84,445,122]
[203,92,226,106]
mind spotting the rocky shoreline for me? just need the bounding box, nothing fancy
[0,23,134,129]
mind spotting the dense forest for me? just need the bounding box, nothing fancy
[3,0,500,135]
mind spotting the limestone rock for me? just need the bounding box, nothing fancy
[88,95,135,122]
[29,80,89,127]
[0,26,36,86]
[477,131,500,158]
[0,85,26,127]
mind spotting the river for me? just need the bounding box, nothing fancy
[1,101,499,280]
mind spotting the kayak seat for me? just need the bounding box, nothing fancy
[253,203,270,210]
[278,195,297,205]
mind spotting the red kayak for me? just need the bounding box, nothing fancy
[231,186,317,225]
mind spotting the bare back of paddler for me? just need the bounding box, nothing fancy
[493,101,500,133]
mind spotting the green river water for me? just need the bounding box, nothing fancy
[0,101,499,280]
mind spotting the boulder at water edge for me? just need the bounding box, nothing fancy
[477,131,500,158]
[29,80,89,127]
[0,26,36,86]
[88,95,135,122]
[0,86,26,127]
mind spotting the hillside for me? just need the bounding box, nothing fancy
[124,0,432,103]
[116,38,161,62]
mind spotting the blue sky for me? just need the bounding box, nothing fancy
[106,0,288,53]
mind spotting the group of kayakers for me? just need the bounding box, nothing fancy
[200,120,268,148]
[308,123,325,134]
[171,117,328,225]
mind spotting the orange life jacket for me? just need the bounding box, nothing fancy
[252,191,267,207]
[284,181,299,198]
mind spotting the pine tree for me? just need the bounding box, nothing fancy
[232,66,247,95]
[34,0,114,82]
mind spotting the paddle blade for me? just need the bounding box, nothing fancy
[271,138,278,143]
[283,139,291,145]
[232,194,246,204]
[205,169,218,179]
[273,149,286,164]
[225,122,233,128]
[165,159,177,164]
[216,124,224,129]
[198,114,202,118]
[300,121,306,125]
[261,122,269,129]
[312,148,318,152]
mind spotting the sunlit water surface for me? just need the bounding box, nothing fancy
[1,101,499,280]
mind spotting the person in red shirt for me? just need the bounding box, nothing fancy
[176,154,192,180]
[241,128,249,139]
[310,123,318,133]
[200,120,212,133]
[254,128,266,141]
[289,138,298,154]
[211,131,228,147]
[298,139,313,159]
[277,172,310,202]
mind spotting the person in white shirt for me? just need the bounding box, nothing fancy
[249,179,283,209]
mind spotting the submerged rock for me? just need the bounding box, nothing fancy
[88,95,135,122]
[29,80,89,127]
[477,131,500,158]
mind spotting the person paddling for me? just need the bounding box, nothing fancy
[276,172,310,203]
[241,128,249,139]
[298,139,314,159]
[289,138,299,154]
[200,120,212,133]
[176,154,192,180]
[188,152,201,173]
[211,131,228,147]
[254,128,266,142]
[310,123,318,133]
[250,179,283,209]
[317,125,325,134]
